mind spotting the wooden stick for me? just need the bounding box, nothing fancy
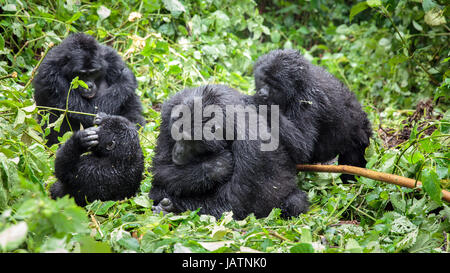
[296,164,450,202]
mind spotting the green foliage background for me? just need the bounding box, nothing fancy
[0,0,449,253]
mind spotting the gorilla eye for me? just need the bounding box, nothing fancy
[106,140,116,150]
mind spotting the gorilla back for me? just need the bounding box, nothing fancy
[33,33,145,146]
[50,113,144,206]
[149,85,309,220]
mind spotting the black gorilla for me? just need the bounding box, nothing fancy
[50,113,144,206]
[252,49,372,182]
[149,85,308,220]
[33,33,146,146]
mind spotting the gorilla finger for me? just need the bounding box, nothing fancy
[82,134,99,142]
[85,140,99,147]
[94,112,108,125]
[160,198,172,206]
[87,126,101,133]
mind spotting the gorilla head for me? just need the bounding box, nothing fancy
[52,33,109,100]
[253,49,312,111]
[162,85,236,166]
[89,113,140,159]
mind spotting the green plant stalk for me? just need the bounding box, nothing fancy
[393,122,445,174]
[327,185,364,225]
[378,6,440,86]
[36,105,97,117]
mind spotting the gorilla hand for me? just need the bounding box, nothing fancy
[152,198,174,215]
[76,127,100,150]
[202,151,233,183]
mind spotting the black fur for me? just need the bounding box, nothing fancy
[149,85,309,220]
[252,49,372,182]
[50,113,144,206]
[33,33,145,146]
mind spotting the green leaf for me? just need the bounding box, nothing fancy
[118,236,140,251]
[78,236,111,253]
[421,169,442,203]
[424,9,446,26]
[345,238,363,253]
[77,79,89,89]
[0,34,4,51]
[290,243,315,253]
[270,31,281,43]
[162,0,186,16]
[14,199,39,220]
[211,225,229,240]
[211,11,230,31]
[153,224,170,236]
[87,200,116,216]
[133,195,151,208]
[49,113,65,133]
[0,222,28,251]
[299,227,312,243]
[66,12,82,24]
[97,5,111,21]
[350,2,369,22]
[367,0,381,7]
[412,20,423,32]
[422,0,439,12]
[390,193,406,212]
[13,109,25,129]
[2,4,17,12]
[408,150,424,164]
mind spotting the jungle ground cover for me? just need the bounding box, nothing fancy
[0,0,449,253]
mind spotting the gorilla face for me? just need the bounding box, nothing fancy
[253,49,307,109]
[69,52,108,100]
[74,68,106,99]
[165,87,230,166]
[60,34,108,100]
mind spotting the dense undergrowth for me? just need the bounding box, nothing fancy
[0,0,449,253]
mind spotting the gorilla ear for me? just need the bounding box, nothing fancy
[106,140,116,151]
[119,123,128,130]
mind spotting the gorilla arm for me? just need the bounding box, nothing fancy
[152,149,233,197]
[54,127,99,187]
[278,113,317,164]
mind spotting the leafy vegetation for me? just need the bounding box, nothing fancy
[0,0,448,253]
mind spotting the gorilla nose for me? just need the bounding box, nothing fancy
[258,87,269,98]
[86,82,94,90]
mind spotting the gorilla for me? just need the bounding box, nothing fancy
[252,49,372,182]
[149,85,309,220]
[50,113,144,206]
[33,33,146,146]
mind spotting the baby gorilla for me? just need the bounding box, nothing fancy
[50,113,144,206]
[253,49,372,182]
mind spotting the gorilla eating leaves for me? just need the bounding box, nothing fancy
[33,33,146,146]
[149,85,309,220]
[50,113,144,206]
[252,49,372,182]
